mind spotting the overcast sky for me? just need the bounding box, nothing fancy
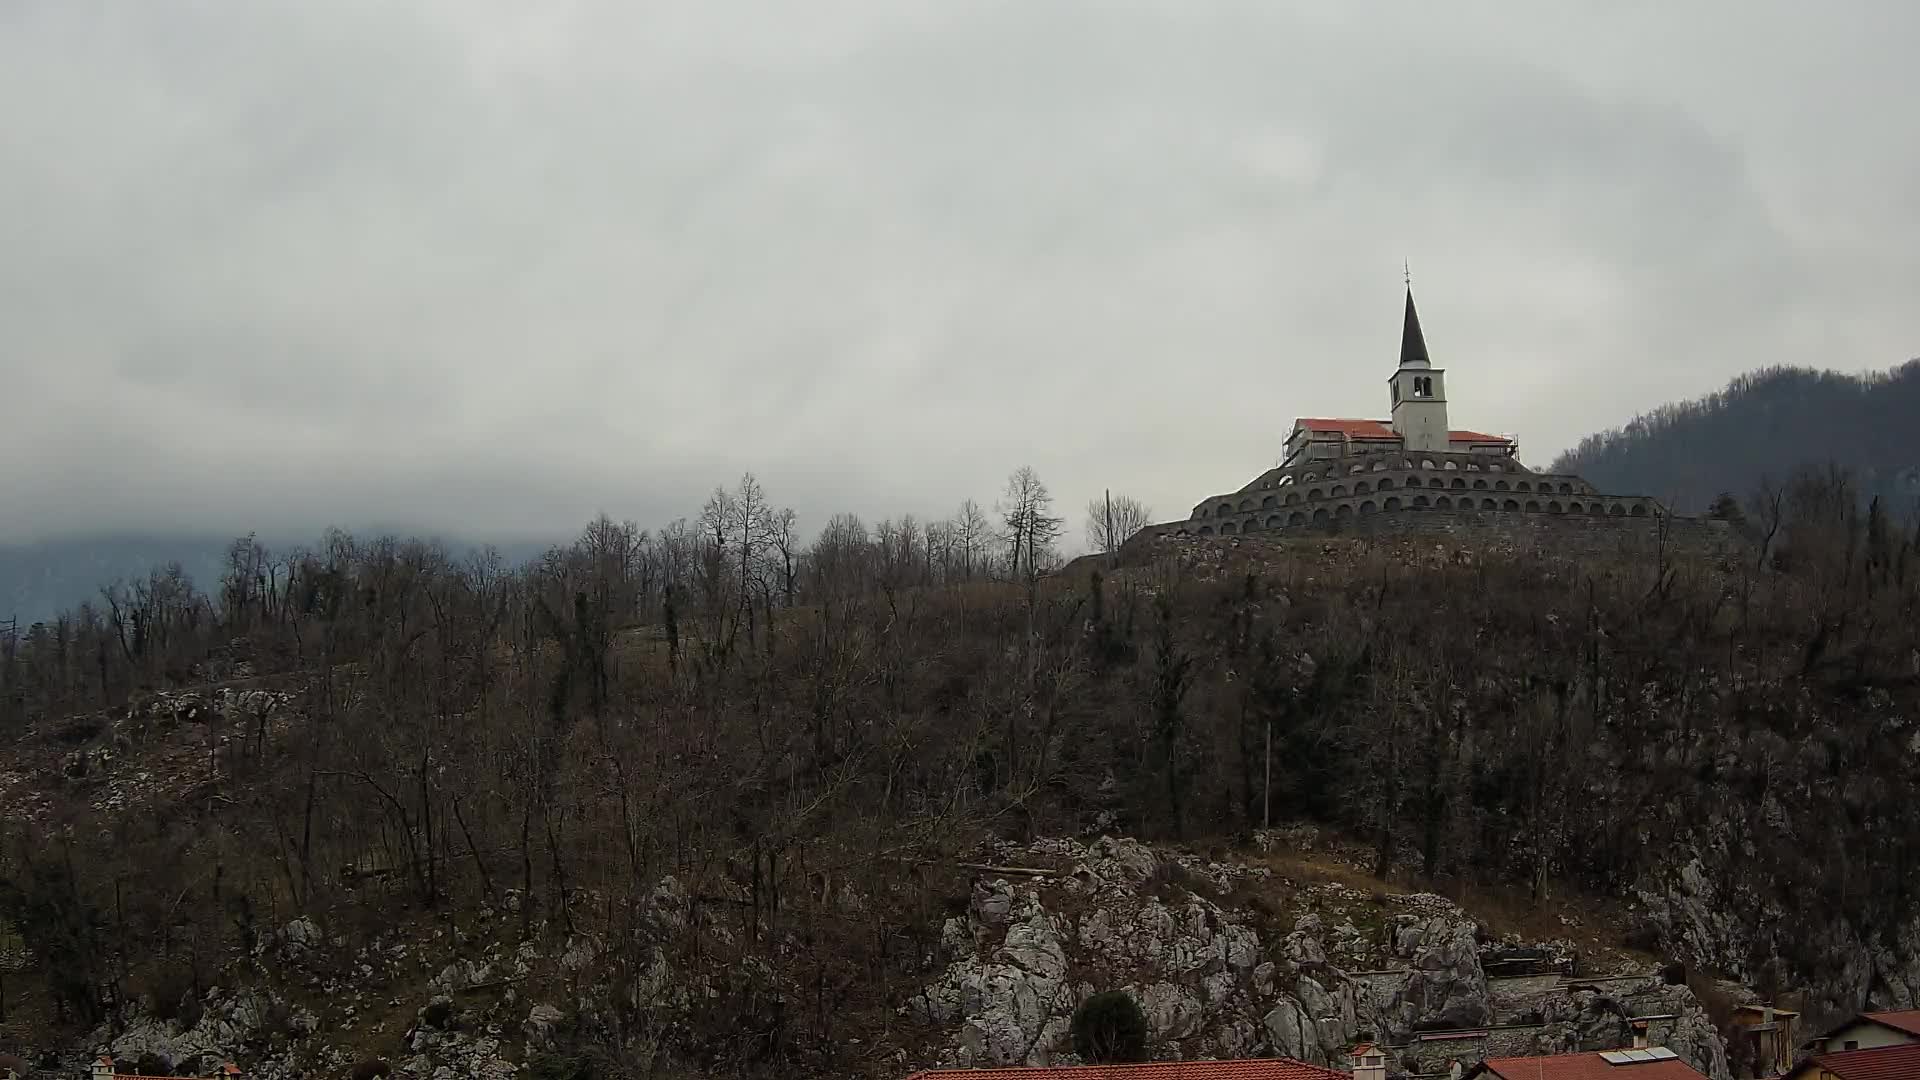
[4,1,1916,547]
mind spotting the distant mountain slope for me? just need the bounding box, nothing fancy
[1552,360,1920,514]
[1,531,558,626]
[0,534,236,626]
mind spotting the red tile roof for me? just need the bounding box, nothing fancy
[1294,418,1399,439]
[1800,1042,1920,1080]
[903,1060,1347,1080]
[1478,1051,1708,1080]
[1290,419,1512,446]
[1861,1009,1920,1037]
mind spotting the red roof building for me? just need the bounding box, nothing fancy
[1863,1009,1920,1038]
[1784,1041,1920,1080]
[1814,1009,1920,1054]
[1463,1048,1709,1080]
[902,1059,1347,1080]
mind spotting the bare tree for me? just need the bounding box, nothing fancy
[219,533,273,633]
[1084,491,1153,555]
[954,499,992,582]
[1748,476,1788,572]
[924,519,955,583]
[768,508,800,608]
[999,466,1064,583]
[811,513,871,600]
[875,516,924,592]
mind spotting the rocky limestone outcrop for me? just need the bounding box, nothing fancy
[1636,847,1920,1026]
[102,988,289,1070]
[67,836,1737,1080]
[917,880,1077,1065]
[912,836,1488,1069]
[912,835,1734,1079]
[1390,912,1490,1030]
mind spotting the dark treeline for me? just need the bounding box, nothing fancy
[1552,360,1920,513]
[0,533,560,629]
[0,465,1916,1073]
[0,467,1092,727]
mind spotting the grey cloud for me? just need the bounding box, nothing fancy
[1,1,1915,546]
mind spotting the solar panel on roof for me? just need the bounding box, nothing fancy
[1599,1048,1681,1066]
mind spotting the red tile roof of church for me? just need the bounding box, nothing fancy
[1295,417,1398,438]
[1292,418,1511,446]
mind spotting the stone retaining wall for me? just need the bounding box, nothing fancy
[1338,507,1737,559]
[1129,508,1738,562]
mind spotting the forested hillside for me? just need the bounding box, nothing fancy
[1,468,1919,1077]
[1552,360,1920,513]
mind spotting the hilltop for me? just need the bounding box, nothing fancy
[1552,361,1920,514]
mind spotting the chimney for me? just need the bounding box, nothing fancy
[93,1058,116,1080]
[1632,1022,1650,1050]
[1351,1040,1387,1080]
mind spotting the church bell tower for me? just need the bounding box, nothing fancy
[1388,285,1449,453]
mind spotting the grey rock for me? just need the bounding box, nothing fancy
[1285,924,1328,968]
[999,909,1069,982]
[1253,961,1277,998]
[1135,981,1204,1040]
[1262,997,1324,1061]
[1213,1017,1261,1058]
[1394,915,1489,1030]
[972,878,1015,929]
[917,887,1073,1066]
[524,1003,565,1050]
[1083,835,1159,889]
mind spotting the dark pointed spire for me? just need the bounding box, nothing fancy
[1399,286,1431,369]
